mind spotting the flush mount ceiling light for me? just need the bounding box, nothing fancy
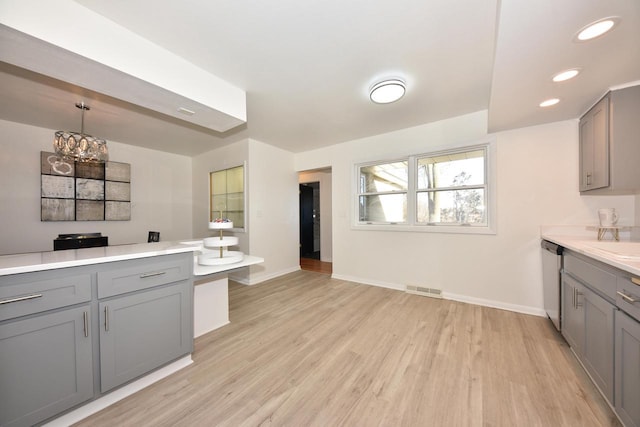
[552,68,581,82]
[369,79,406,104]
[54,102,109,162]
[575,17,620,42]
[539,98,560,107]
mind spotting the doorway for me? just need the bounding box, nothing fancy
[298,169,333,274]
[299,182,319,259]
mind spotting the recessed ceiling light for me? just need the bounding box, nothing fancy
[369,79,406,104]
[575,17,619,42]
[539,98,560,107]
[552,68,581,82]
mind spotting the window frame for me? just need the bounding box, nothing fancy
[353,138,496,235]
[209,163,246,232]
[357,158,410,225]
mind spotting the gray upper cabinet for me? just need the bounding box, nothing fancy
[0,305,94,427]
[579,94,609,191]
[579,85,640,194]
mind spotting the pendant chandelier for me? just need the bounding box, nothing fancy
[54,102,109,162]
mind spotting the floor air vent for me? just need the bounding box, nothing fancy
[406,285,442,299]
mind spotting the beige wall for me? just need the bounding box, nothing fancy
[0,119,193,255]
[294,112,636,315]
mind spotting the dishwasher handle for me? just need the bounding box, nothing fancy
[541,240,563,255]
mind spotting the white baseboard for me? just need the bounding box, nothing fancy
[331,274,405,291]
[332,274,545,317]
[44,356,193,427]
[443,291,546,317]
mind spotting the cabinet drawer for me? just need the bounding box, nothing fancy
[97,254,191,299]
[617,275,640,322]
[564,252,617,301]
[0,271,92,322]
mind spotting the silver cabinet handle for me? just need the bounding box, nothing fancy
[104,306,109,332]
[139,271,166,279]
[0,293,43,305]
[575,290,583,307]
[586,173,592,186]
[83,311,89,338]
[617,291,640,304]
[572,287,576,309]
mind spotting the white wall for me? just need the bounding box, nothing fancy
[247,139,300,282]
[0,119,193,255]
[294,112,636,315]
[191,138,299,284]
[299,170,333,262]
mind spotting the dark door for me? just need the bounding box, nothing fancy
[299,184,314,257]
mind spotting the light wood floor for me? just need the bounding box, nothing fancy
[75,271,620,427]
[300,257,332,274]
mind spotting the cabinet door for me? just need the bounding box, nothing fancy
[99,281,192,393]
[615,310,640,427]
[0,306,93,427]
[581,286,615,403]
[579,95,609,191]
[561,274,584,352]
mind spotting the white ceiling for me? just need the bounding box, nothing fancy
[1,0,639,156]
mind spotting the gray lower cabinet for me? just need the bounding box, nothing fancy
[562,273,584,350]
[0,305,93,427]
[99,281,192,392]
[615,310,640,427]
[581,285,615,403]
[0,252,194,426]
[562,255,615,404]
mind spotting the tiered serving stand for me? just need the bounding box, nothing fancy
[197,219,244,265]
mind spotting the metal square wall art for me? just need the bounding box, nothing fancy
[40,152,131,221]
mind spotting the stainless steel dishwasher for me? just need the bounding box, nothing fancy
[541,240,563,331]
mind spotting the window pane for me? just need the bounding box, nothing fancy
[417,189,486,225]
[211,170,227,195]
[210,165,245,228]
[417,149,484,189]
[359,161,408,193]
[226,166,244,193]
[359,193,407,223]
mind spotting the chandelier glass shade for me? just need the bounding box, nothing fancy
[54,102,109,162]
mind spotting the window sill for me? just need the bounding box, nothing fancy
[352,223,496,235]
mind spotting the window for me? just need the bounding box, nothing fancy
[358,160,408,223]
[355,141,494,234]
[416,148,486,226]
[210,164,245,230]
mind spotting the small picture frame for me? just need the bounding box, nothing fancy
[148,231,160,242]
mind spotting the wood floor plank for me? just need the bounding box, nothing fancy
[74,271,620,427]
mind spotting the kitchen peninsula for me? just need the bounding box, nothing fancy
[0,241,263,427]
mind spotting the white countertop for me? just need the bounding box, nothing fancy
[541,230,640,277]
[0,240,264,277]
